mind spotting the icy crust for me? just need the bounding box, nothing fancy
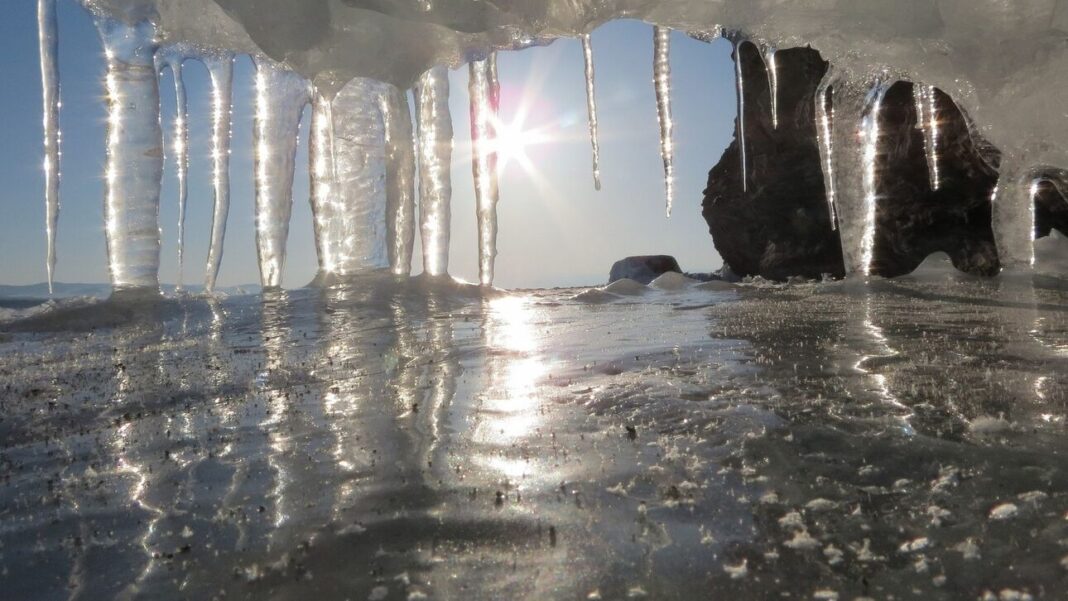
[79,1,1067,163]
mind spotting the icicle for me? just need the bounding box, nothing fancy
[203,53,234,292]
[860,82,892,276]
[309,79,390,279]
[815,71,838,229]
[253,58,311,288]
[155,48,189,289]
[581,34,602,191]
[819,76,887,276]
[38,0,60,294]
[653,26,675,216]
[991,158,1037,269]
[415,66,453,277]
[732,38,749,194]
[913,84,941,191]
[379,85,416,276]
[94,17,163,290]
[764,46,779,129]
[469,55,501,286]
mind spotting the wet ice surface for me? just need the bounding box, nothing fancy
[0,275,1066,600]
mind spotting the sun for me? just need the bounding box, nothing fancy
[490,110,547,173]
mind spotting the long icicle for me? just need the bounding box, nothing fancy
[860,82,892,276]
[765,46,779,129]
[253,58,311,289]
[653,26,675,216]
[94,17,163,290]
[919,85,941,191]
[203,53,234,293]
[156,49,189,289]
[380,85,416,276]
[733,38,749,194]
[415,66,453,277]
[469,54,501,286]
[38,0,60,294]
[581,34,602,191]
[815,69,838,229]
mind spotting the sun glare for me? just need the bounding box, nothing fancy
[490,110,548,173]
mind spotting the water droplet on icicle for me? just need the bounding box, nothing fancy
[653,26,675,216]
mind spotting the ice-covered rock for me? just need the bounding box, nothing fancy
[702,46,844,281]
[608,256,682,285]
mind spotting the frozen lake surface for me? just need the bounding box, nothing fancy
[0,273,1066,600]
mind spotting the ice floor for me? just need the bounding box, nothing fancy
[0,273,1066,600]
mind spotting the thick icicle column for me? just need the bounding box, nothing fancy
[380,85,416,276]
[94,17,163,290]
[253,58,310,288]
[38,0,60,294]
[415,66,453,277]
[469,55,501,286]
[309,79,390,279]
[204,53,235,292]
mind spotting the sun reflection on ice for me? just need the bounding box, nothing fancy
[477,296,550,481]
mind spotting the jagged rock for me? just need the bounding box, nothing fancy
[1034,177,1068,240]
[703,46,1002,279]
[870,83,999,277]
[608,256,681,285]
[702,45,844,281]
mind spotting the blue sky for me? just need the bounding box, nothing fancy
[0,1,736,289]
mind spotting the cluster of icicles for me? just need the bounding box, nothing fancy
[38,0,971,293]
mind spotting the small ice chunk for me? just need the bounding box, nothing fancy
[369,586,388,600]
[812,590,838,601]
[823,544,844,565]
[627,585,647,598]
[954,538,981,560]
[1017,490,1047,504]
[604,278,647,295]
[805,498,838,511]
[778,511,804,529]
[181,526,193,538]
[723,559,748,579]
[784,529,820,549]
[989,503,1018,520]
[969,415,1011,434]
[649,272,696,290]
[898,537,930,553]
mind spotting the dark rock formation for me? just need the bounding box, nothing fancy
[1035,178,1068,239]
[608,255,681,285]
[702,44,844,281]
[870,83,1000,277]
[703,46,1001,279]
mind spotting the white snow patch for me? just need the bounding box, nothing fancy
[989,503,1019,520]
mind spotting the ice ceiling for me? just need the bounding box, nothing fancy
[49,0,1068,292]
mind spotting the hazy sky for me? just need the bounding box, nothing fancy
[0,1,737,289]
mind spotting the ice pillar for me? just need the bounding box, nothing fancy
[380,84,416,276]
[309,79,390,279]
[203,53,234,292]
[415,66,453,277]
[94,17,163,290]
[253,58,311,288]
[469,55,500,286]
